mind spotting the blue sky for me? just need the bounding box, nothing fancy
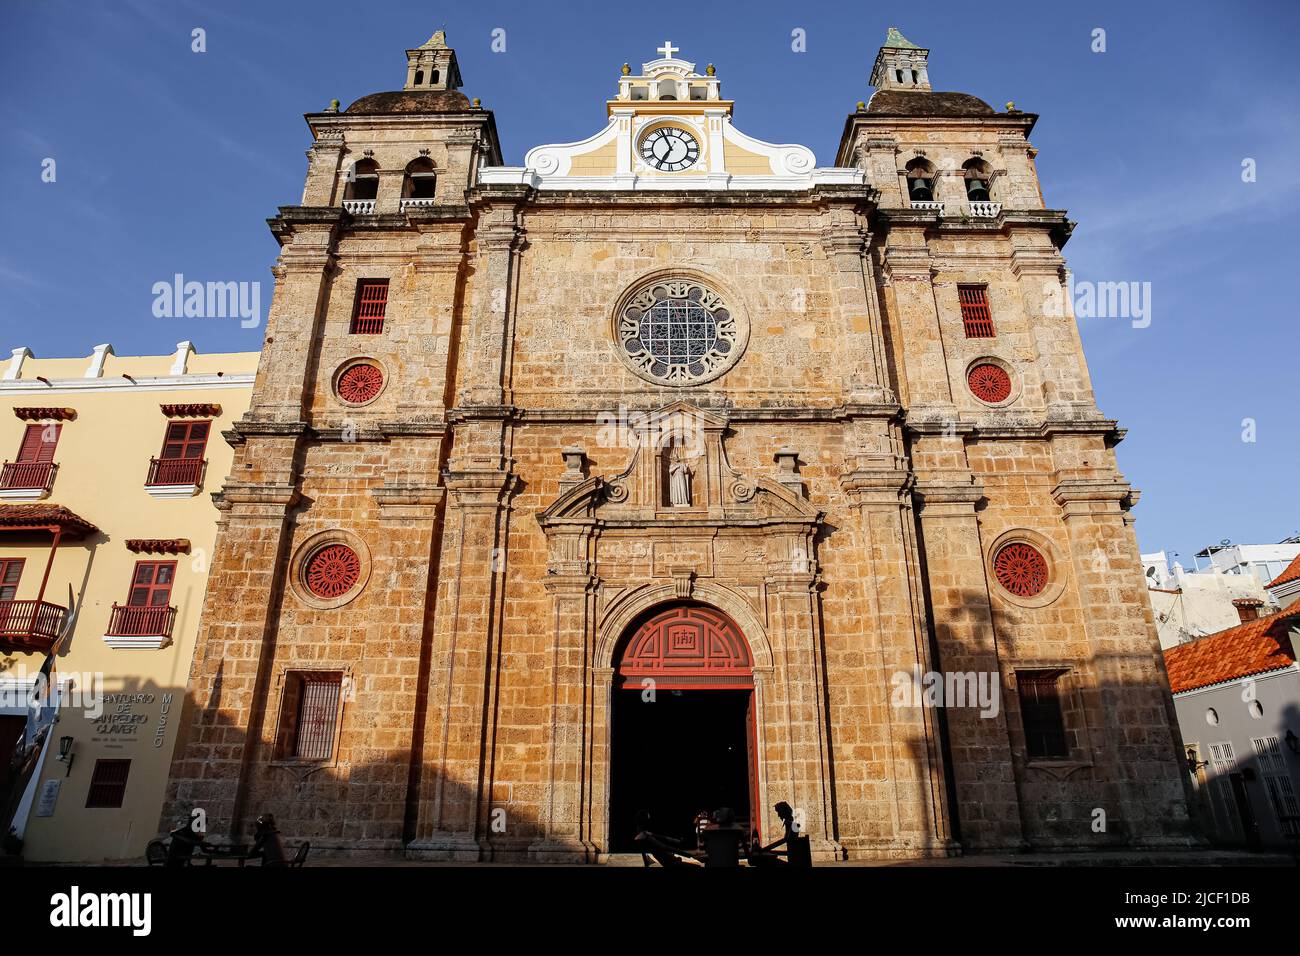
[1,0,1297,562]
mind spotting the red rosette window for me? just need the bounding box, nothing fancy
[993,542,1049,598]
[336,363,383,404]
[304,544,361,599]
[968,363,1012,403]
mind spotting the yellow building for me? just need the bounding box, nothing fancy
[0,342,256,862]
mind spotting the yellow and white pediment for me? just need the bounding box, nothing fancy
[480,43,863,192]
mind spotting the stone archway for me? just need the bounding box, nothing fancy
[608,602,759,851]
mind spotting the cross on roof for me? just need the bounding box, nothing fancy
[657,40,679,59]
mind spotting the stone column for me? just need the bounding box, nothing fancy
[529,526,599,861]
[820,210,891,403]
[409,192,523,859]
[764,541,842,860]
[911,448,1026,852]
[1052,470,1196,846]
[301,131,345,207]
[840,462,955,857]
[256,212,341,423]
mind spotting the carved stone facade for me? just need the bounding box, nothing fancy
[163,31,1198,860]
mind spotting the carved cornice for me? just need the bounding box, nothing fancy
[160,403,221,418]
[13,407,76,421]
[125,538,191,554]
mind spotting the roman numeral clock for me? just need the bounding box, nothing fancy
[640,126,700,171]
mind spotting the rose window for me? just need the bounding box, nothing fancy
[304,544,361,599]
[616,280,742,386]
[968,363,1012,403]
[336,362,383,404]
[993,542,1049,598]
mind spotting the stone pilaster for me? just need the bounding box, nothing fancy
[839,460,955,858]
[911,453,1026,852]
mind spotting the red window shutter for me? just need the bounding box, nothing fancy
[17,424,60,463]
[959,286,995,338]
[128,561,175,607]
[0,558,23,602]
[161,420,210,460]
[350,281,388,334]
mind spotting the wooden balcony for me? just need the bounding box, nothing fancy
[145,456,205,494]
[0,599,68,654]
[104,604,176,649]
[0,461,57,496]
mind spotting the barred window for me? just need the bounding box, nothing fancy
[86,759,131,808]
[277,672,344,761]
[959,286,995,337]
[350,280,388,334]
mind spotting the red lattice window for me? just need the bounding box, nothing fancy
[959,285,995,338]
[350,280,388,335]
[993,542,1049,598]
[336,363,383,404]
[968,363,1012,403]
[304,544,361,599]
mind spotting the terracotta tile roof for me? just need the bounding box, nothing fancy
[1164,606,1300,694]
[1266,552,1300,589]
[0,504,98,538]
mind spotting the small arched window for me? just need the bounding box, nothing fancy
[430,69,440,84]
[403,158,437,200]
[905,158,935,203]
[963,158,993,202]
[657,79,678,101]
[345,159,379,201]
[414,69,424,86]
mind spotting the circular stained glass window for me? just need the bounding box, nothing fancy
[304,544,361,599]
[993,542,1049,598]
[968,362,1012,404]
[337,362,383,404]
[617,280,742,386]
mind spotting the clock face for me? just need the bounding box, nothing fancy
[640,127,700,172]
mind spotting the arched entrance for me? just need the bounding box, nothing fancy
[608,602,758,851]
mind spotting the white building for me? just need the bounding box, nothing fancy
[1142,541,1300,650]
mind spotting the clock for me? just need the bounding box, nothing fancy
[640,126,700,172]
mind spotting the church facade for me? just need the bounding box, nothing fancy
[163,30,1198,860]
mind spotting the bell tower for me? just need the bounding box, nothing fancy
[404,30,462,91]
[870,27,931,92]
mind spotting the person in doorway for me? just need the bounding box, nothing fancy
[634,810,698,867]
[748,801,810,867]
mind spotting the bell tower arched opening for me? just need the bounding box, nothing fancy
[608,602,758,852]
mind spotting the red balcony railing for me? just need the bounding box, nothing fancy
[145,457,205,487]
[0,461,57,492]
[0,599,68,654]
[105,604,177,639]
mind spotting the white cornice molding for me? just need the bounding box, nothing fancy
[0,372,255,395]
[479,166,863,191]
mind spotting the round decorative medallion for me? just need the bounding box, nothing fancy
[993,542,1049,598]
[968,362,1012,404]
[304,544,361,599]
[616,278,745,386]
[336,362,384,404]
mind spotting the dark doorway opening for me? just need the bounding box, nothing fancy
[609,688,753,852]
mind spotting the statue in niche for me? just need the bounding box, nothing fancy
[667,446,693,508]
